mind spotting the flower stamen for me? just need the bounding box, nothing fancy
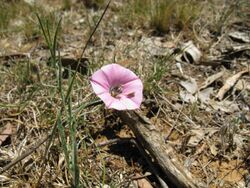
[110,85,123,98]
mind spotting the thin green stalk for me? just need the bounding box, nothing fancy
[36,14,51,51]
[58,49,65,103]
[67,72,79,187]
[36,14,62,67]
[36,0,111,185]
[52,17,62,62]
[57,112,70,169]
[65,0,112,103]
[69,108,80,187]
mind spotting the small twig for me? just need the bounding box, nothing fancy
[0,135,49,174]
[159,95,199,128]
[0,100,102,175]
[95,137,130,147]
[165,100,185,140]
[161,118,184,135]
[131,173,152,180]
[197,159,209,187]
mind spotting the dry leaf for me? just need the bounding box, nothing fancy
[234,79,250,91]
[95,185,110,188]
[0,123,13,146]
[209,100,239,113]
[188,129,206,146]
[162,41,176,48]
[233,134,246,151]
[209,143,219,156]
[176,62,184,75]
[198,87,214,104]
[188,128,218,147]
[24,0,35,6]
[229,31,250,43]
[216,70,249,100]
[180,90,197,103]
[0,175,10,183]
[180,78,198,94]
[137,178,153,188]
[199,70,225,90]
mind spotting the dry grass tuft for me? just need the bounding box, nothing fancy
[0,0,249,187]
[119,0,201,35]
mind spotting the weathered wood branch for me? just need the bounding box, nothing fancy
[117,111,202,188]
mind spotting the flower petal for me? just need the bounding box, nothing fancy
[98,92,139,110]
[90,63,143,110]
[122,79,143,95]
[90,68,110,95]
[90,80,108,95]
[119,96,141,109]
[108,99,127,110]
[125,92,143,106]
[97,92,115,107]
[91,68,110,88]
[96,92,126,110]
[101,64,139,86]
[121,78,143,106]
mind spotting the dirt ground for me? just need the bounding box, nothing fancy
[0,0,249,187]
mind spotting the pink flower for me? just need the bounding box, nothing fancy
[90,64,143,110]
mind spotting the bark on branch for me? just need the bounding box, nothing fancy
[117,111,202,188]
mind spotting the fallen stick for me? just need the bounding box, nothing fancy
[117,111,202,188]
[0,135,49,174]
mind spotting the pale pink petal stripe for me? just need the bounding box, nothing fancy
[108,99,127,110]
[101,64,139,86]
[119,96,140,110]
[97,92,115,108]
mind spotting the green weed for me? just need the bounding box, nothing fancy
[0,1,58,39]
[35,0,111,185]
[63,0,72,10]
[0,2,27,35]
[151,0,201,33]
[144,55,173,94]
[119,0,201,34]
[14,61,40,92]
[209,1,240,35]
[37,14,62,68]
[118,0,150,29]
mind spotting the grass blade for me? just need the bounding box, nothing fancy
[57,111,70,169]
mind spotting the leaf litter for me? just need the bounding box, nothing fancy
[216,69,249,100]
[0,0,249,187]
[0,123,13,146]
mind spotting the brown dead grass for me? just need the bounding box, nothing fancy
[0,0,249,187]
